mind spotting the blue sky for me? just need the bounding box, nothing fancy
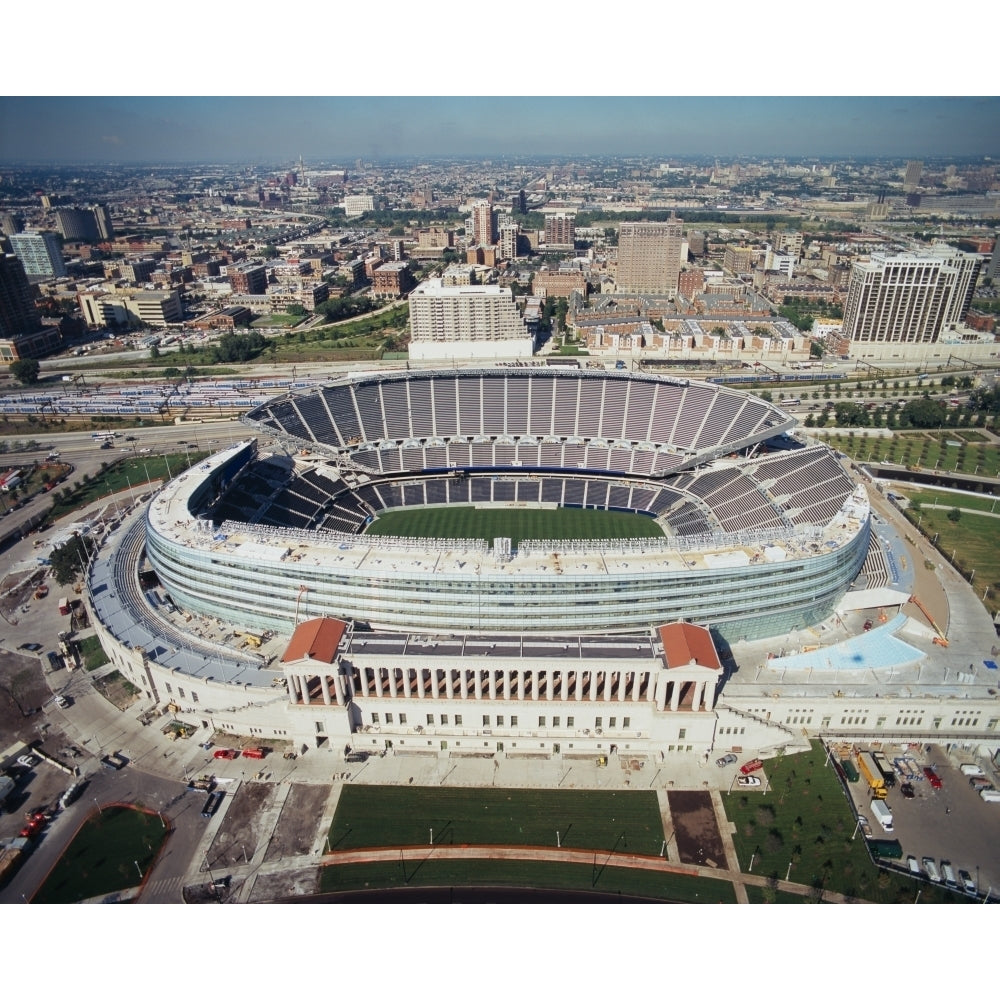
[1,96,997,163]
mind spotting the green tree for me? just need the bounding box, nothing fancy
[49,533,98,586]
[947,508,962,523]
[9,359,41,385]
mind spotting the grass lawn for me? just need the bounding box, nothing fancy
[723,742,966,904]
[77,634,109,671]
[319,859,736,903]
[898,486,1000,516]
[328,786,665,855]
[900,505,1000,617]
[45,450,208,524]
[32,805,168,903]
[365,506,665,547]
[823,431,1000,477]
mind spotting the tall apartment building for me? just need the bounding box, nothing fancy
[498,224,520,261]
[840,246,982,347]
[903,160,923,192]
[0,212,25,237]
[343,194,374,217]
[0,254,42,340]
[723,245,754,275]
[9,231,68,280]
[408,277,534,360]
[989,239,1000,284]
[544,215,575,247]
[470,200,496,246]
[227,263,268,295]
[120,258,159,284]
[616,220,683,295]
[55,204,114,242]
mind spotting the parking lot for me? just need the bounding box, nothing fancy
[847,743,1000,898]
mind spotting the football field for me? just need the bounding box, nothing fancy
[364,505,666,546]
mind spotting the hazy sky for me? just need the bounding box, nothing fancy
[1,96,998,164]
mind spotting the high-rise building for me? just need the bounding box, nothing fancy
[498,224,520,261]
[903,160,923,192]
[8,231,68,280]
[0,212,25,237]
[343,194,374,217]
[616,220,684,295]
[471,200,496,246]
[987,238,1000,284]
[408,277,534,360]
[93,204,114,241]
[511,189,526,214]
[56,208,99,242]
[544,215,575,247]
[840,246,982,347]
[0,254,42,339]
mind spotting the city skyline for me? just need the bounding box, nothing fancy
[1,97,999,164]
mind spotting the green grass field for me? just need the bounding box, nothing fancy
[328,786,665,854]
[365,505,665,546]
[32,805,167,903]
[319,859,736,903]
[724,742,966,904]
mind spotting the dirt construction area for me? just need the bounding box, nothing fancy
[206,781,276,869]
[264,783,332,863]
[667,790,728,869]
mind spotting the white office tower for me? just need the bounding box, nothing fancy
[408,278,534,360]
[841,245,982,347]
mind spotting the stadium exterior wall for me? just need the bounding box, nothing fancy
[408,337,535,361]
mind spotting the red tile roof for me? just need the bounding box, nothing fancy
[280,617,347,665]
[657,622,722,671]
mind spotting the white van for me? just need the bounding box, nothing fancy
[923,857,941,882]
[907,855,921,875]
[960,763,985,777]
[980,787,1000,803]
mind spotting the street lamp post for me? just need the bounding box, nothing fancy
[134,860,142,881]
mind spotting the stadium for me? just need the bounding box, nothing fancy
[143,368,870,641]
[88,365,1000,759]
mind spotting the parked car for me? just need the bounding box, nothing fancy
[213,748,240,760]
[923,766,943,789]
[959,869,977,896]
[923,857,941,882]
[907,855,921,875]
[739,758,764,775]
[53,694,70,709]
[16,754,38,768]
[715,753,737,768]
[737,775,761,787]
[960,763,985,777]
[18,642,42,652]
[241,746,267,760]
[900,782,915,799]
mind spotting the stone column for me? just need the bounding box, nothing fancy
[575,670,583,701]
[547,670,555,701]
[320,673,332,707]
[287,674,298,705]
[590,672,599,701]
[446,670,454,700]
[670,678,682,713]
[332,672,345,706]
[416,669,425,699]
[704,677,717,711]
[633,671,643,702]
[474,669,483,700]
[531,670,539,701]
[604,670,614,702]
[373,668,383,698]
[300,673,311,706]
[619,671,628,701]
[692,681,704,712]
[655,673,667,712]
[489,670,497,700]
[461,670,469,699]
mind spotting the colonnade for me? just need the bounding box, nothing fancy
[285,662,718,712]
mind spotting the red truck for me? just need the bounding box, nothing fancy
[739,758,764,775]
[241,747,267,760]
